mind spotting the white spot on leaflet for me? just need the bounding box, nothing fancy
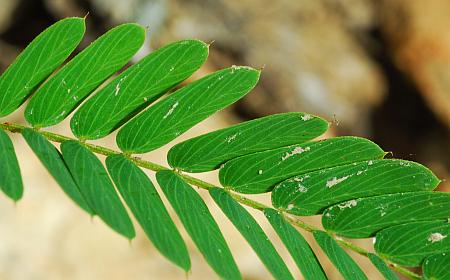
[428,233,447,243]
[356,170,364,175]
[326,175,350,188]
[67,88,71,93]
[114,77,126,96]
[378,204,388,217]
[337,200,357,209]
[144,97,148,102]
[372,237,376,244]
[230,65,252,73]
[169,66,174,72]
[114,83,120,96]
[281,146,310,161]
[59,110,66,118]
[301,114,312,121]
[163,101,179,119]
[258,170,263,175]
[225,133,238,143]
[72,96,77,101]
[368,160,373,166]
[297,184,308,193]
[325,212,331,217]
[29,108,33,115]
[231,65,237,73]
[287,203,294,210]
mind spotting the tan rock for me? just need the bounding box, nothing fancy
[380,0,450,128]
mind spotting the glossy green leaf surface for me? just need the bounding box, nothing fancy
[367,253,399,280]
[61,140,135,239]
[22,128,92,214]
[322,192,450,238]
[220,136,385,194]
[264,209,326,280]
[423,252,450,280]
[117,66,260,154]
[0,130,23,200]
[156,171,241,279]
[272,159,439,216]
[375,221,450,266]
[72,40,208,139]
[314,231,367,280]
[25,23,145,128]
[210,188,293,280]
[168,112,329,172]
[0,17,85,117]
[106,155,190,271]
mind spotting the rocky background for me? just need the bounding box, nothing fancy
[1,0,450,279]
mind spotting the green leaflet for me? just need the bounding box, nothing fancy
[0,130,23,200]
[272,159,440,215]
[367,253,399,280]
[105,155,190,271]
[25,23,145,128]
[156,171,241,280]
[423,252,450,280]
[71,40,209,139]
[264,209,326,280]
[117,66,260,154]
[0,17,85,117]
[22,128,92,214]
[313,231,367,280]
[220,136,385,194]
[374,221,450,266]
[168,112,329,172]
[61,140,135,239]
[322,192,450,238]
[209,188,294,280]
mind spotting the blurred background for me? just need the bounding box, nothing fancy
[1,0,450,279]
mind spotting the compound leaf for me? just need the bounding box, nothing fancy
[71,39,208,139]
[156,171,241,280]
[264,209,326,280]
[0,17,85,117]
[61,140,135,239]
[313,230,367,280]
[25,23,145,128]
[322,192,450,238]
[210,188,294,280]
[168,112,329,172]
[272,159,439,216]
[422,252,450,280]
[220,136,385,194]
[106,155,190,271]
[367,253,399,280]
[22,128,92,214]
[374,221,450,266]
[117,66,260,154]
[0,129,23,200]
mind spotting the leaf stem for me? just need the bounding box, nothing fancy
[0,122,421,280]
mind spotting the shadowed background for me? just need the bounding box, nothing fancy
[1,0,449,279]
